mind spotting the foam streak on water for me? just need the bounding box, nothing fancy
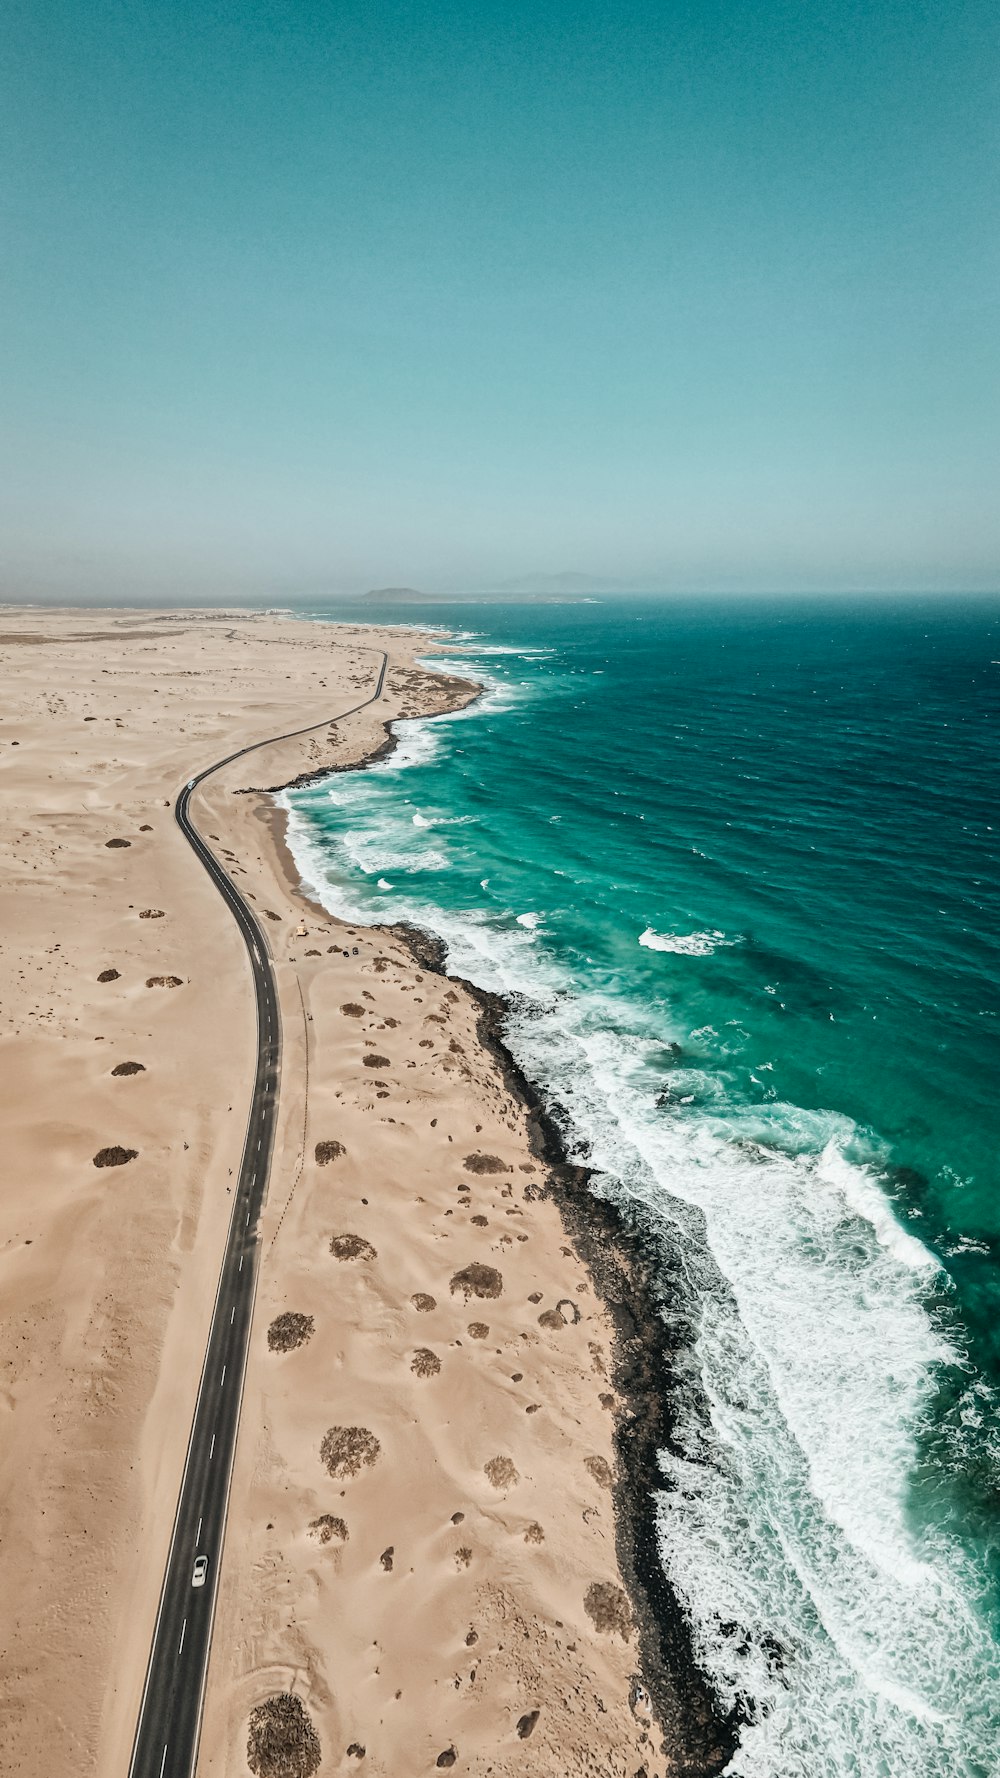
[280,625,1000,1778]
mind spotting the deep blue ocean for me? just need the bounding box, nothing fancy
[284,595,1000,1777]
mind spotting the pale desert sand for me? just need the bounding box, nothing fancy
[0,607,676,1778]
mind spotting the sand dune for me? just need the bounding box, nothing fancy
[0,607,666,1778]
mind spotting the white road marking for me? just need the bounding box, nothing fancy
[159,1743,168,1778]
[220,1365,226,1387]
[230,1305,235,1323]
[196,1517,202,1542]
[238,1254,243,1272]
[245,1207,250,1225]
[209,1433,216,1459]
[178,1619,186,1655]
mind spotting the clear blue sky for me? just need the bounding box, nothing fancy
[2,0,998,597]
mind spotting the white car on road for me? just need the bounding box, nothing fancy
[191,1554,209,1589]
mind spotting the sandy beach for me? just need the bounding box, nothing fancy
[0,607,696,1778]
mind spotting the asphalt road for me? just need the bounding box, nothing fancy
[128,651,387,1778]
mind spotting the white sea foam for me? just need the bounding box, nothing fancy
[338,826,450,876]
[450,643,554,657]
[279,716,1000,1778]
[516,911,542,930]
[640,926,733,955]
[408,807,477,829]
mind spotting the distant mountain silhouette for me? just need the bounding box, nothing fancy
[364,573,615,604]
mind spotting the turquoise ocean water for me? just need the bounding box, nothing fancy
[283,596,1000,1777]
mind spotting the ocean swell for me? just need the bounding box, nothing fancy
[278,672,1000,1778]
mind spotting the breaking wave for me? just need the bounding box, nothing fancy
[278,627,1000,1778]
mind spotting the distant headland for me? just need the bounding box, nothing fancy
[364,573,612,604]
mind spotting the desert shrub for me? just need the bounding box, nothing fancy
[308,1515,348,1545]
[139,908,164,919]
[411,1292,436,1312]
[341,1003,364,1017]
[449,1263,502,1301]
[463,1152,508,1174]
[93,1146,138,1168]
[584,1581,632,1637]
[523,1522,545,1544]
[105,838,131,849]
[320,1425,380,1479]
[411,1348,441,1378]
[246,1693,321,1778]
[329,1233,376,1261]
[483,1456,519,1489]
[145,974,182,987]
[267,1312,314,1353]
[314,1140,346,1164]
[467,1322,490,1339]
[111,1061,145,1076]
[538,1309,566,1330]
[362,1053,390,1068]
[97,968,120,982]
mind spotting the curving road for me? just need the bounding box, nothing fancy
[127,651,388,1778]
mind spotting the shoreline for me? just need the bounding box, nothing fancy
[192,634,690,1778]
[268,719,737,1771]
[2,604,730,1778]
[389,924,739,1775]
[244,674,481,795]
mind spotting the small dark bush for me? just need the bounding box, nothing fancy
[320,1426,380,1479]
[450,1263,502,1300]
[246,1694,321,1778]
[584,1581,632,1637]
[463,1152,508,1174]
[308,1515,348,1545]
[267,1312,314,1353]
[314,1140,346,1165]
[329,1234,376,1261]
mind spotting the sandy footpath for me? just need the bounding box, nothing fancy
[0,606,666,1778]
